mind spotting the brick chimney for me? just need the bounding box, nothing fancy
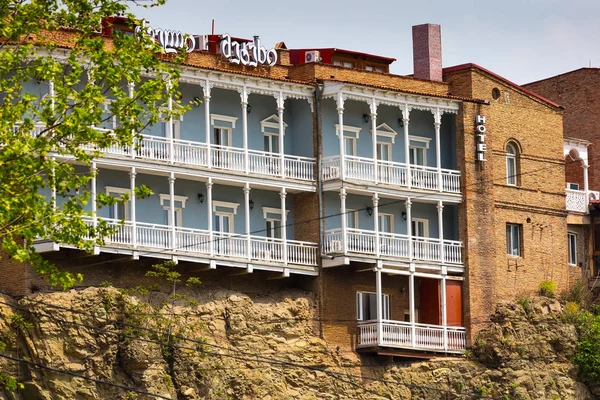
[412,24,442,82]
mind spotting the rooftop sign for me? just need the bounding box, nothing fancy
[219,34,278,67]
[135,21,195,54]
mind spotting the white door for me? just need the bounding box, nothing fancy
[379,214,393,233]
[214,213,233,255]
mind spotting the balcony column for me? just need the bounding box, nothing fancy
[51,157,56,211]
[169,172,176,250]
[441,276,448,351]
[373,193,380,258]
[203,81,212,169]
[337,92,346,180]
[340,188,347,254]
[370,98,378,184]
[243,183,251,261]
[584,164,589,200]
[437,200,444,263]
[128,82,136,159]
[277,91,286,179]
[206,178,214,257]
[167,81,174,164]
[406,198,413,261]
[409,272,416,348]
[403,104,411,189]
[91,162,97,230]
[375,264,383,346]
[434,108,442,192]
[280,188,288,265]
[240,86,249,174]
[130,167,137,248]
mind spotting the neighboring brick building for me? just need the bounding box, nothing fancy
[524,69,600,285]
[1,20,579,357]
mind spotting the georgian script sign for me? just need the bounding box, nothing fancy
[135,21,195,54]
[219,34,278,67]
[475,115,487,162]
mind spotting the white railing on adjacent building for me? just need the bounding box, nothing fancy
[323,228,463,265]
[357,320,466,353]
[321,155,461,194]
[90,218,318,267]
[565,189,600,213]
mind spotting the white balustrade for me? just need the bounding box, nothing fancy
[284,155,315,181]
[357,320,466,352]
[172,138,209,166]
[287,240,318,266]
[249,150,281,176]
[566,189,589,213]
[176,226,211,253]
[323,229,462,265]
[211,144,246,172]
[137,222,171,249]
[321,155,461,194]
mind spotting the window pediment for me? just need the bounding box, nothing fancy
[372,122,398,143]
[261,114,287,135]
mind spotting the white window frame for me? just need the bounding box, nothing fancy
[260,114,287,135]
[568,182,580,190]
[213,126,233,147]
[213,201,238,233]
[411,218,429,238]
[568,232,578,266]
[105,186,131,220]
[506,223,521,257]
[376,141,392,161]
[506,144,518,186]
[159,194,188,227]
[335,124,361,156]
[346,209,359,230]
[262,207,289,239]
[160,115,183,139]
[263,133,280,154]
[211,114,237,147]
[356,291,390,321]
[373,123,398,144]
[378,213,394,234]
[102,99,117,130]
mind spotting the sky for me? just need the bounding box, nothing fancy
[131,0,600,85]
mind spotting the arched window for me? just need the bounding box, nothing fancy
[506,143,518,186]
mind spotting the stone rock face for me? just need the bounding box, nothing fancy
[0,289,593,399]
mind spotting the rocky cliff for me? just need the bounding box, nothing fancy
[0,287,594,399]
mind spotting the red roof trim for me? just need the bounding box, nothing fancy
[289,48,396,63]
[443,63,562,109]
[523,67,600,87]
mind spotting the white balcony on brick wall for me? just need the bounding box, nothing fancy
[83,218,318,268]
[323,228,463,265]
[566,189,599,213]
[78,133,315,182]
[357,320,466,353]
[322,155,461,194]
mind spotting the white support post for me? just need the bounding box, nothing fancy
[167,81,174,164]
[370,98,378,184]
[584,164,590,200]
[434,108,442,192]
[244,183,251,261]
[277,92,285,179]
[403,104,411,189]
[373,193,380,258]
[441,276,448,351]
[337,92,346,180]
[130,167,137,248]
[406,198,413,261]
[340,188,347,254]
[51,157,56,211]
[280,188,288,265]
[91,162,97,229]
[48,80,55,109]
[206,178,214,256]
[409,272,416,348]
[241,86,249,174]
[169,172,176,250]
[204,81,212,169]
[375,265,383,346]
[128,82,136,159]
[437,200,444,264]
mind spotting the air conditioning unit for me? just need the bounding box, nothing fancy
[305,50,321,64]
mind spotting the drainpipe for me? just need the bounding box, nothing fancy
[315,83,325,339]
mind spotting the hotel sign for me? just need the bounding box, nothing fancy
[475,115,487,162]
[135,21,196,54]
[219,34,278,67]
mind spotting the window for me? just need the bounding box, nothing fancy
[366,65,385,73]
[335,124,361,157]
[213,201,239,233]
[262,207,289,239]
[346,209,359,229]
[159,194,188,227]
[264,134,279,153]
[356,292,390,321]
[343,61,354,68]
[506,143,518,186]
[506,223,521,256]
[214,127,231,147]
[210,114,237,147]
[377,142,391,161]
[379,213,394,233]
[105,187,130,220]
[568,182,580,190]
[409,146,426,166]
[344,136,356,156]
[260,114,286,154]
[412,218,429,238]
[568,232,577,265]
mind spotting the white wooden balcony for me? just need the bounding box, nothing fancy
[357,320,466,353]
[322,155,461,194]
[566,189,599,213]
[86,218,318,267]
[78,133,315,182]
[323,228,463,265]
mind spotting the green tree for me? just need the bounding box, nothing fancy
[0,0,186,289]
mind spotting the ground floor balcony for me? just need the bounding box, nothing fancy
[322,155,461,194]
[566,189,599,213]
[323,228,463,265]
[357,320,466,353]
[83,134,316,183]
